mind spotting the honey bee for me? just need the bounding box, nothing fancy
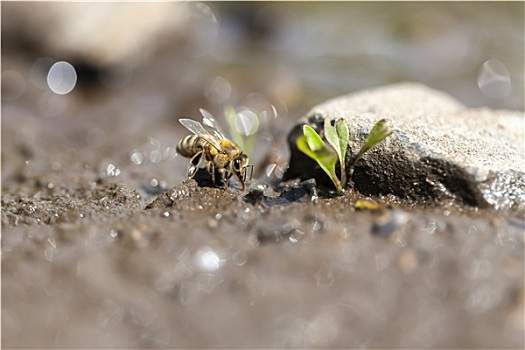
[177,109,253,191]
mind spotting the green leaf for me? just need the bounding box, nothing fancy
[324,118,340,158]
[325,118,350,188]
[335,119,349,161]
[335,118,349,187]
[302,125,325,152]
[354,118,392,163]
[296,134,341,193]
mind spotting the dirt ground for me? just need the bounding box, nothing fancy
[2,170,524,348]
[2,2,524,348]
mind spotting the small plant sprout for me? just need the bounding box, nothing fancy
[352,118,392,167]
[297,124,342,193]
[296,117,392,194]
[324,118,349,189]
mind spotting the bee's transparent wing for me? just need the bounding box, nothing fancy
[199,108,227,140]
[179,118,223,152]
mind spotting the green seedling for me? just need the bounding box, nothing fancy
[297,117,392,194]
[353,118,392,167]
[324,118,349,189]
[297,125,342,193]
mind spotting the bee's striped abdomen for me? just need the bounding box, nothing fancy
[177,135,206,158]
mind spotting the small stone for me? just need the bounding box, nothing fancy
[284,83,524,212]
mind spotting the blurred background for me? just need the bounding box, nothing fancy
[2,1,523,199]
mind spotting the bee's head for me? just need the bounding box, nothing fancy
[231,154,252,191]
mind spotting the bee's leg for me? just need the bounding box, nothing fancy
[218,168,229,189]
[206,161,216,184]
[188,151,203,179]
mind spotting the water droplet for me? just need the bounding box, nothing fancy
[47,61,77,95]
[194,247,224,272]
[265,163,277,177]
[130,150,144,165]
[478,58,511,99]
[106,163,116,176]
[105,163,121,176]
[149,149,162,163]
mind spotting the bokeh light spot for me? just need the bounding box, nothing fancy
[234,109,259,136]
[47,61,77,95]
[106,163,121,177]
[183,2,219,57]
[477,59,511,99]
[130,151,144,165]
[194,247,224,272]
[30,57,56,90]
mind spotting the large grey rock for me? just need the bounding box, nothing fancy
[284,83,525,212]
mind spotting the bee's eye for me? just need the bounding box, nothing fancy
[233,157,243,172]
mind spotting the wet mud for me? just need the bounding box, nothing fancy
[2,175,524,348]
